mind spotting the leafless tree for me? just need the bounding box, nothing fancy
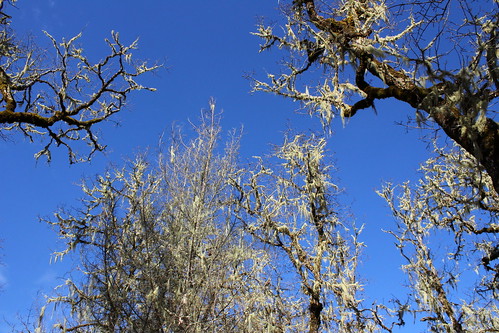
[379,140,499,332]
[0,0,157,162]
[37,104,274,332]
[252,0,499,193]
[233,134,395,332]
[37,110,499,332]
[251,1,499,330]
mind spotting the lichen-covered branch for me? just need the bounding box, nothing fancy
[253,0,499,193]
[234,134,392,332]
[379,140,499,331]
[0,4,158,162]
[39,105,275,332]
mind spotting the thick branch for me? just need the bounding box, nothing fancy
[298,0,371,38]
[297,0,499,194]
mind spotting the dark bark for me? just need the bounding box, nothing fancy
[309,298,323,333]
[296,0,499,194]
[432,106,499,195]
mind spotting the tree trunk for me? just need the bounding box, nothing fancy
[432,108,499,195]
[309,297,323,333]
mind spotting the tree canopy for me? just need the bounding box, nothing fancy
[253,0,499,193]
[2,1,499,332]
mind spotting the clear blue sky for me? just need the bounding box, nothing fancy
[0,1,430,330]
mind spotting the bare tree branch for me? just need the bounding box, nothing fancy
[0,4,158,163]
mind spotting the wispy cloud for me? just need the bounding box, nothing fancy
[35,269,59,289]
[0,267,7,289]
[31,7,42,22]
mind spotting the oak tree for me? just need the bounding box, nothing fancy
[234,134,389,332]
[37,105,276,332]
[0,0,157,162]
[252,0,499,193]
[379,140,499,332]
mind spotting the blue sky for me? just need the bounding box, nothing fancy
[0,1,430,330]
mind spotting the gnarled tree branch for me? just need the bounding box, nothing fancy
[256,0,499,194]
[0,5,158,163]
